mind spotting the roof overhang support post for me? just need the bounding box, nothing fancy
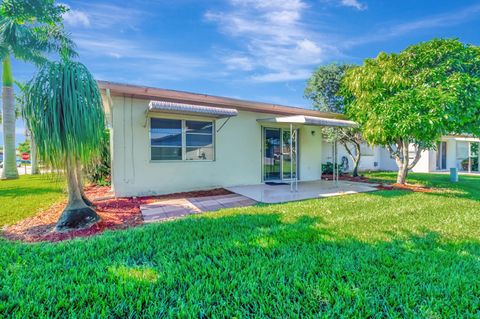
[333,136,339,187]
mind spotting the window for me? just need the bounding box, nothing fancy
[359,142,374,156]
[150,118,214,161]
[185,121,214,161]
[456,141,469,159]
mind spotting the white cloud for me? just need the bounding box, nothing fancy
[62,3,145,31]
[223,55,255,71]
[206,0,335,82]
[340,0,367,11]
[251,70,312,82]
[61,5,90,27]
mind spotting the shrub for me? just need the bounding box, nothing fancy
[85,129,111,186]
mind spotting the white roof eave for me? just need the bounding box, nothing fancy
[257,115,357,128]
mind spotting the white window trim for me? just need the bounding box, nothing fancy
[149,118,215,162]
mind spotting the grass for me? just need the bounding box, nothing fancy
[1,172,480,317]
[0,175,65,226]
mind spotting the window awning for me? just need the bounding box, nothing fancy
[257,115,357,128]
[148,100,238,119]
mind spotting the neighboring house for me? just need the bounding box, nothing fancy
[99,81,356,197]
[412,135,480,173]
[321,141,398,172]
[323,136,480,174]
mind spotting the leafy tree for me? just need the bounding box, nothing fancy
[344,39,480,184]
[17,139,29,154]
[24,60,106,231]
[305,63,364,177]
[0,0,75,179]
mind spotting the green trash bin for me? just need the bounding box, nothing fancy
[450,167,459,182]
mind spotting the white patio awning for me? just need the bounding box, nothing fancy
[148,100,238,119]
[257,115,357,128]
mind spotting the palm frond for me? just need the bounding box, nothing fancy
[0,0,77,64]
[24,60,106,169]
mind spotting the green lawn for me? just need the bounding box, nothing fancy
[1,173,480,317]
[0,175,65,226]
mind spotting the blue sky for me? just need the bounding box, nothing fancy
[2,0,480,145]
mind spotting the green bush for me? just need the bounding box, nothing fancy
[85,129,111,186]
[322,161,345,174]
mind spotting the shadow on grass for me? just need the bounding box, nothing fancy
[2,211,480,317]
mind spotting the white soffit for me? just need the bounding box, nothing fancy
[149,100,238,119]
[257,115,357,128]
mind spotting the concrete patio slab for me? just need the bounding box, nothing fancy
[141,194,256,223]
[226,180,379,204]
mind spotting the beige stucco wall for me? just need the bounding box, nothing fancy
[107,95,325,197]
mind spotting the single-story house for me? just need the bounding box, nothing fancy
[99,81,479,197]
[99,81,357,197]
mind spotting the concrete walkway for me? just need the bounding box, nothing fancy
[141,194,256,223]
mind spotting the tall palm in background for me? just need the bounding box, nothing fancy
[25,60,106,231]
[0,0,76,179]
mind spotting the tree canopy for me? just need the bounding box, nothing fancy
[343,38,480,183]
[305,63,364,177]
[344,38,480,147]
[305,63,354,113]
[0,0,76,64]
[24,60,105,169]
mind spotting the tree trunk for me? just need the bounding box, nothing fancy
[30,134,40,175]
[395,140,410,185]
[342,142,361,178]
[397,164,408,184]
[1,55,19,180]
[56,157,100,232]
[387,140,411,185]
[352,143,361,178]
[76,159,94,207]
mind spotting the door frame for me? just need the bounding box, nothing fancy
[436,141,447,171]
[261,126,299,182]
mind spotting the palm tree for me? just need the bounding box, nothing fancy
[24,60,106,231]
[14,81,40,175]
[0,0,75,179]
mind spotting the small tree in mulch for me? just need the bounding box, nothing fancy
[24,60,106,232]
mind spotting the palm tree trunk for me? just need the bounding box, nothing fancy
[76,159,94,207]
[1,55,19,179]
[30,134,39,174]
[56,157,100,232]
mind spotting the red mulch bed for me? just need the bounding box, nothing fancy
[376,183,434,193]
[2,186,232,243]
[321,174,373,183]
[322,173,434,193]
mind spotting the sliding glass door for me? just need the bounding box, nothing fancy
[264,128,281,181]
[263,128,298,181]
[436,141,447,170]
